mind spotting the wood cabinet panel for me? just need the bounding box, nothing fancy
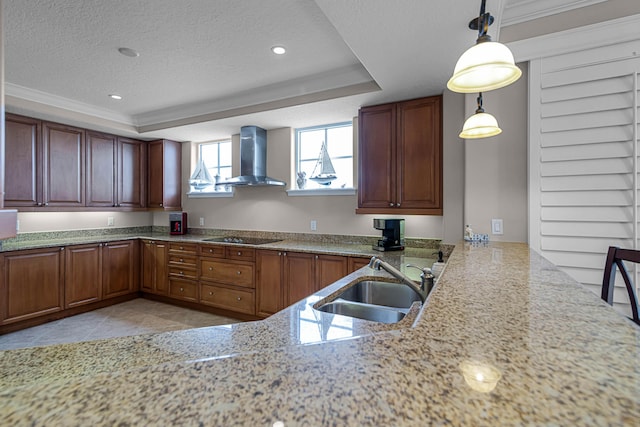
[357,95,442,215]
[148,139,181,210]
[201,283,254,315]
[65,243,102,308]
[348,256,371,273]
[169,278,198,302]
[0,247,64,324]
[314,254,347,291]
[86,131,116,207]
[102,240,137,299]
[43,121,85,207]
[284,252,315,306]
[4,114,42,207]
[142,240,168,295]
[117,137,146,208]
[200,259,254,288]
[256,250,284,317]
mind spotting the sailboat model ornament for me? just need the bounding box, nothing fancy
[309,141,337,185]
[189,157,215,190]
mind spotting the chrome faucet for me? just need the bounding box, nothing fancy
[368,256,433,302]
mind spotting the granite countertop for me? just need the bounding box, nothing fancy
[2,242,639,425]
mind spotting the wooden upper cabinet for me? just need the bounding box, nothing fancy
[357,95,442,215]
[5,114,42,207]
[148,139,181,210]
[86,130,117,207]
[43,121,85,207]
[117,137,146,208]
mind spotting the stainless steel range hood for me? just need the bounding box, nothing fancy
[216,126,286,187]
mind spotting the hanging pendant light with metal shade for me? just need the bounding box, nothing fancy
[459,93,502,139]
[447,0,522,93]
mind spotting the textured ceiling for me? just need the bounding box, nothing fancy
[3,0,594,142]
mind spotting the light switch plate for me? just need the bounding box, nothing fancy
[310,220,317,231]
[107,216,114,226]
[491,219,503,235]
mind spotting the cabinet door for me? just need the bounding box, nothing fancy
[102,240,136,298]
[148,139,181,209]
[314,254,347,291]
[86,131,116,207]
[256,250,284,317]
[0,247,64,324]
[65,243,102,308]
[357,103,396,210]
[43,122,85,207]
[141,240,168,295]
[397,96,442,212]
[348,256,371,273]
[284,252,315,306]
[117,137,146,208]
[4,114,42,207]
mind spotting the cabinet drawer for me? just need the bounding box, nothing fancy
[169,243,197,255]
[200,284,255,315]
[199,244,225,258]
[168,254,197,268]
[225,247,255,261]
[169,279,198,302]
[200,260,254,288]
[169,266,197,280]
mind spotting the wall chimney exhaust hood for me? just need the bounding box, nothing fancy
[216,126,286,187]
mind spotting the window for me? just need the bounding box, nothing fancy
[189,140,232,193]
[295,122,353,190]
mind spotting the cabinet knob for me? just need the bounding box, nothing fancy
[45,203,49,206]
[237,251,242,256]
[237,297,242,301]
[36,202,42,207]
[60,247,65,251]
[209,267,213,271]
[396,203,401,207]
[180,287,184,292]
[209,249,213,253]
[315,255,318,259]
[179,258,184,262]
[179,271,183,275]
[160,203,163,207]
[209,291,213,296]
[179,246,184,250]
[389,202,394,207]
[237,271,241,275]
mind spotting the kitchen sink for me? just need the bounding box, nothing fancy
[315,301,407,324]
[313,279,422,324]
[336,280,421,309]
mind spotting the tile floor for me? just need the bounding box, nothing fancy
[0,298,242,351]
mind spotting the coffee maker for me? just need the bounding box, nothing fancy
[372,218,405,251]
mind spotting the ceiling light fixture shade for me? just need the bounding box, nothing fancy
[447,0,521,93]
[459,93,502,139]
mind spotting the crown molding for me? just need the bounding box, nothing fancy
[502,0,606,27]
[507,13,640,62]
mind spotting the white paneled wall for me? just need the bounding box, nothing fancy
[529,38,640,314]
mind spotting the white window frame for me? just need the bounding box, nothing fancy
[287,121,356,197]
[187,139,234,198]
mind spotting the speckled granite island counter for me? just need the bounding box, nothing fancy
[1,242,639,426]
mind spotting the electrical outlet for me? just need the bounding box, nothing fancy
[491,219,503,235]
[199,217,205,226]
[107,216,114,226]
[310,220,317,231]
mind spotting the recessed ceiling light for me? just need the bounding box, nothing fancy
[108,94,123,100]
[118,47,140,58]
[271,46,286,55]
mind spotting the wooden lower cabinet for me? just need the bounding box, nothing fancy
[102,240,138,299]
[200,283,254,315]
[141,240,169,295]
[348,256,371,273]
[0,247,65,324]
[169,278,199,302]
[65,243,102,308]
[256,250,350,318]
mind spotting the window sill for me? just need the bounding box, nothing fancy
[187,190,234,198]
[286,187,356,196]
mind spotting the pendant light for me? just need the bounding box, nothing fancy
[447,0,521,93]
[459,93,502,139]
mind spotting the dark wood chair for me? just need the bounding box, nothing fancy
[602,246,640,326]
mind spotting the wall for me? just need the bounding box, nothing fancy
[16,211,152,233]
[155,98,467,240]
[463,63,529,243]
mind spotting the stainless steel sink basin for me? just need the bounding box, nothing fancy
[336,280,421,309]
[316,301,406,324]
